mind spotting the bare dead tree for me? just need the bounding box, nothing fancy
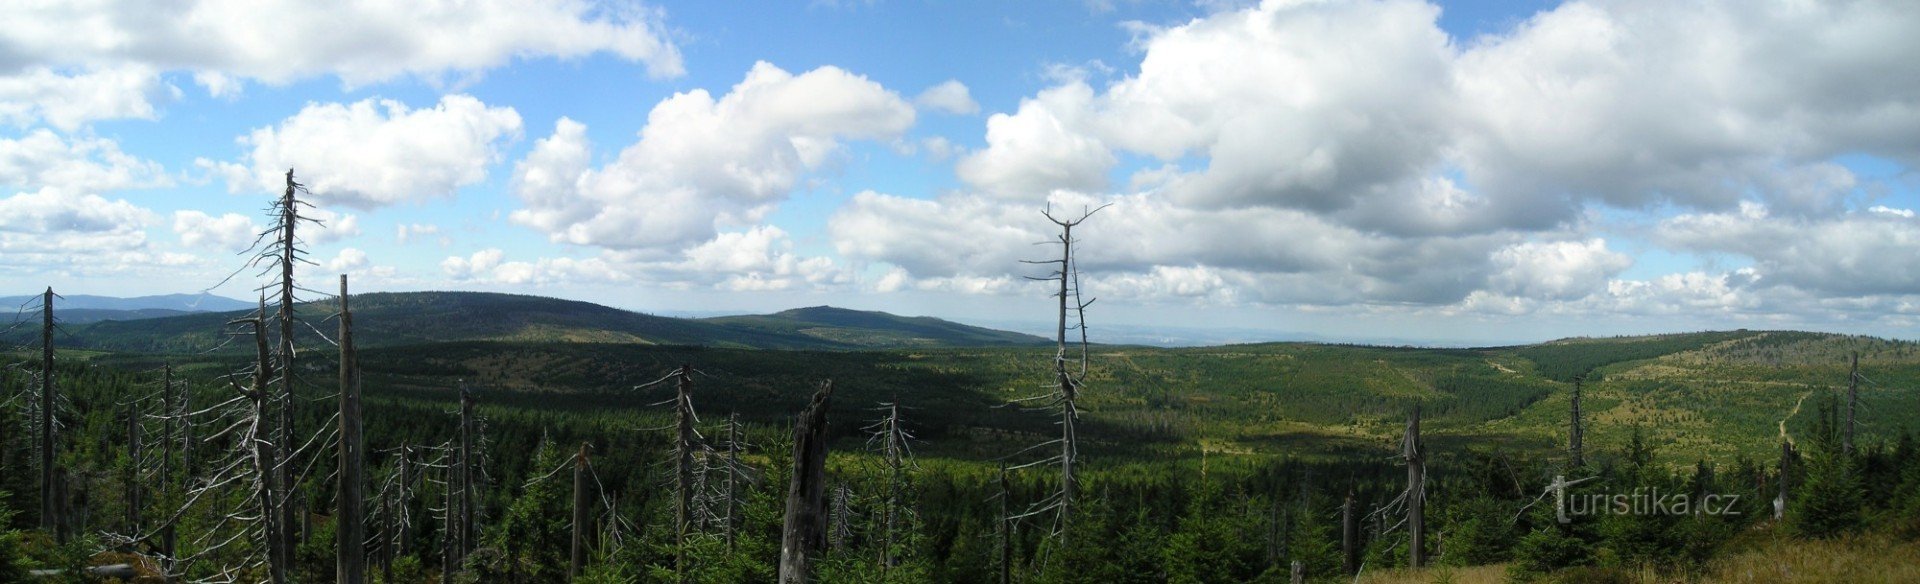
[779,380,833,584]
[571,442,591,582]
[997,463,1012,584]
[865,401,917,574]
[39,287,63,541]
[1404,406,1425,568]
[1341,490,1357,576]
[828,483,854,551]
[1011,203,1107,551]
[1844,352,1859,456]
[458,383,477,562]
[161,363,179,559]
[125,394,143,535]
[725,412,742,551]
[1570,376,1586,468]
[675,364,695,582]
[338,275,366,584]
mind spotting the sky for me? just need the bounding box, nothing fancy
[2,0,1918,346]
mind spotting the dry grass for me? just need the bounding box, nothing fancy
[1358,564,1510,584]
[1701,530,1920,584]
[1350,530,1920,584]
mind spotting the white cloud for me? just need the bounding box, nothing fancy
[0,129,171,192]
[172,210,258,251]
[509,62,915,251]
[955,82,1113,197]
[327,248,370,272]
[914,80,979,115]
[1657,203,1920,297]
[205,95,522,209]
[0,66,171,130]
[442,248,507,281]
[0,188,157,270]
[1487,239,1632,300]
[305,208,363,244]
[1,0,681,102]
[396,223,442,245]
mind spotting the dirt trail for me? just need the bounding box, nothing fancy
[1780,388,1815,446]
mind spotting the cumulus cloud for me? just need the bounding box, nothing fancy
[1487,239,1632,301]
[173,210,258,251]
[915,80,979,115]
[0,66,172,130]
[327,248,370,272]
[203,95,522,208]
[396,223,442,245]
[829,0,1920,325]
[0,188,158,270]
[0,0,681,96]
[509,62,915,251]
[0,129,171,192]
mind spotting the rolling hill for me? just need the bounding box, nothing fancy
[6,291,1048,353]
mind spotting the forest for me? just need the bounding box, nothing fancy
[2,175,1919,584]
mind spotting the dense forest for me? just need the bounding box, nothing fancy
[1,180,1918,583]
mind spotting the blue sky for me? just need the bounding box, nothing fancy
[3,0,1918,345]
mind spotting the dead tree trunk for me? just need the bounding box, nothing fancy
[1775,439,1792,520]
[458,384,476,561]
[725,412,740,551]
[675,365,694,582]
[1028,205,1103,551]
[779,381,833,584]
[1404,406,1425,568]
[999,464,1013,584]
[1570,377,1585,468]
[40,287,61,541]
[1845,352,1859,456]
[571,442,590,582]
[1341,491,1356,576]
[161,363,177,558]
[398,444,412,560]
[338,275,367,584]
[275,170,302,564]
[442,457,456,582]
[125,397,142,535]
[253,297,289,584]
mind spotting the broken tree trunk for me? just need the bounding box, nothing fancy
[725,412,740,551]
[459,384,476,561]
[1570,377,1585,468]
[254,296,288,584]
[572,442,590,582]
[675,364,694,582]
[1845,352,1859,456]
[161,363,177,558]
[998,463,1011,584]
[1405,406,1425,568]
[40,287,61,541]
[125,397,142,535]
[1341,491,1357,576]
[338,275,367,584]
[779,381,833,584]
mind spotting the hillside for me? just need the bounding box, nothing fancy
[0,292,251,312]
[701,305,1048,348]
[7,291,1048,353]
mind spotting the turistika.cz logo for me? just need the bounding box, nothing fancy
[1549,475,1742,524]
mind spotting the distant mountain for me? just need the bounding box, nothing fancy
[0,292,251,312]
[9,291,1047,353]
[702,305,1049,348]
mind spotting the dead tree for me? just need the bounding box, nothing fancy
[725,412,742,551]
[443,451,458,582]
[572,442,590,582]
[997,463,1012,584]
[779,381,833,584]
[269,169,318,562]
[1015,204,1106,550]
[675,364,695,581]
[866,401,915,573]
[828,483,854,551]
[1569,377,1585,468]
[1404,406,1425,568]
[249,296,290,583]
[160,363,178,558]
[1844,352,1859,456]
[1775,439,1794,520]
[39,287,62,541]
[458,384,477,562]
[1341,491,1357,576]
[338,275,366,584]
[125,396,143,535]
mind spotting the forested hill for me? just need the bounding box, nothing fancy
[4,291,1047,352]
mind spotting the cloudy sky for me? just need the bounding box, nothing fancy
[3,0,1917,345]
